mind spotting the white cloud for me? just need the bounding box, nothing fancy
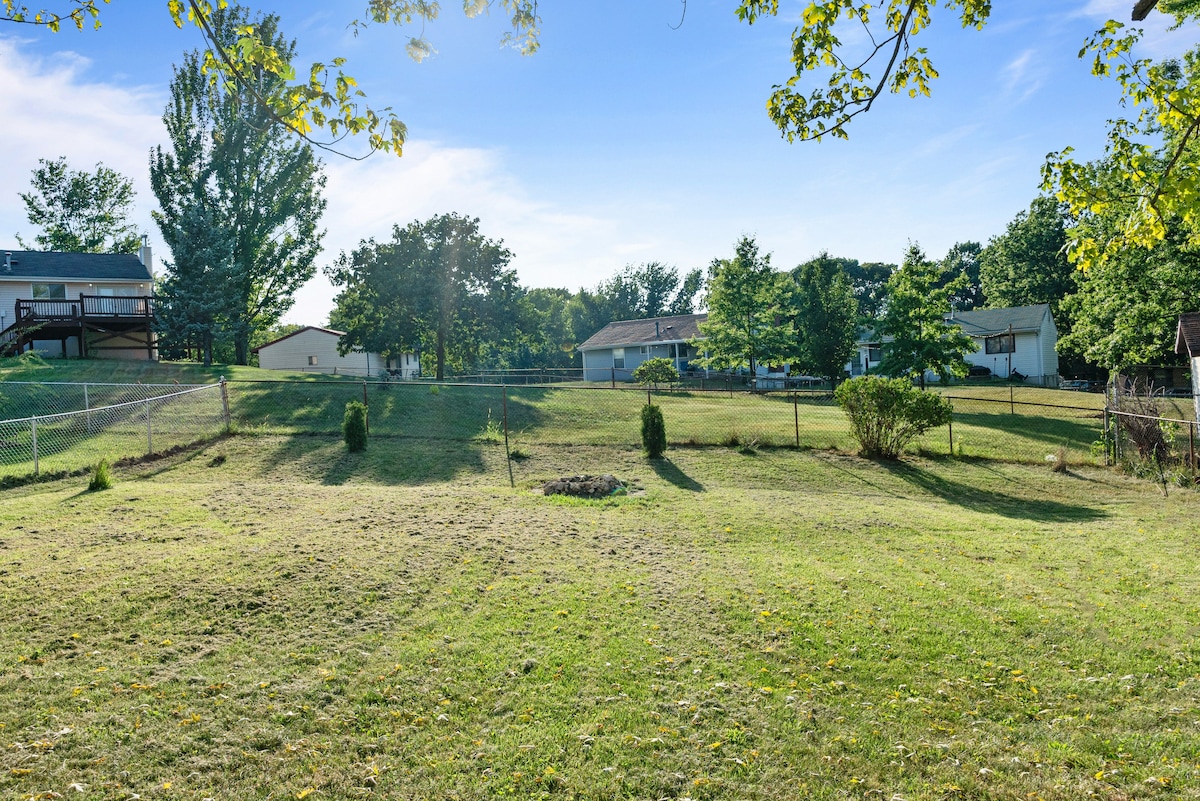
[0,37,164,250]
[1001,49,1043,102]
[0,35,627,327]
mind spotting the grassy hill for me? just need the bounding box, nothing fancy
[0,439,1197,800]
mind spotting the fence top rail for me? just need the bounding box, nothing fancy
[1107,408,1197,426]
[0,381,212,389]
[943,395,1101,414]
[0,383,219,426]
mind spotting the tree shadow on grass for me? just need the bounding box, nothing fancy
[649,457,704,492]
[246,435,491,487]
[879,460,1107,523]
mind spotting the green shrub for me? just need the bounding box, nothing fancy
[88,459,113,492]
[343,401,368,452]
[641,403,667,458]
[834,375,952,459]
[632,357,680,388]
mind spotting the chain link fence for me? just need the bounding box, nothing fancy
[5,378,1193,482]
[220,380,1113,464]
[0,384,227,481]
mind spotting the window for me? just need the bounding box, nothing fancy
[985,334,1016,354]
[867,345,882,362]
[32,283,66,299]
[612,348,625,369]
[308,355,318,366]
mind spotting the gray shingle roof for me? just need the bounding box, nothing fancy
[1176,312,1200,357]
[0,250,152,282]
[578,313,707,351]
[944,304,1052,337]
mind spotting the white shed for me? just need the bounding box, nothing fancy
[252,326,418,378]
[1175,313,1200,422]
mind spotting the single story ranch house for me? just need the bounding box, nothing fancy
[253,326,419,378]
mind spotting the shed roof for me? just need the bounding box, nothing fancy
[944,304,1052,337]
[252,326,346,353]
[578,313,707,351]
[1176,312,1200,357]
[0,250,152,282]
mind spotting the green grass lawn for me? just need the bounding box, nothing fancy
[1,438,1198,800]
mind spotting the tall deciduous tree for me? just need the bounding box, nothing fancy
[150,6,327,365]
[566,262,704,346]
[939,241,984,311]
[1057,155,1200,369]
[878,244,976,389]
[696,236,794,375]
[17,157,141,253]
[843,259,895,321]
[790,253,857,384]
[326,213,520,381]
[979,197,1076,320]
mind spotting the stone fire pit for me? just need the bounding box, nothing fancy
[542,474,626,498]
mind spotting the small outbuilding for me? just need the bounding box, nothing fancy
[1175,312,1200,421]
[253,326,418,378]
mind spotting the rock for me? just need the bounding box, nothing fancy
[542,474,624,498]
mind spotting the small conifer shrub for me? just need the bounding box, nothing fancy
[88,459,113,491]
[343,401,368,452]
[641,403,667,458]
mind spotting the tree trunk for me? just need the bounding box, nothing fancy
[235,333,249,366]
[203,330,213,367]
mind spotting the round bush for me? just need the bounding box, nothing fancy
[834,375,952,459]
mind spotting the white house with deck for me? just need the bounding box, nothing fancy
[852,304,1060,386]
[253,326,418,378]
[0,247,157,359]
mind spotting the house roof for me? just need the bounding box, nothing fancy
[252,325,347,353]
[0,250,152,282]
[1176,312,1200,357]
[578,313,707,351]
[942,304,1052,337]
[856,304,1054,344]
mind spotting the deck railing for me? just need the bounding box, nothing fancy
[14,295,155,323]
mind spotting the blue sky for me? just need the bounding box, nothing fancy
[1,1,1197,326]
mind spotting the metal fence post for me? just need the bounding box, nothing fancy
[948,417,954,456]
[84,383,92,435]
[503,385,514,489]
[611,367,615,389]
[220,377,231,432]
[31,416,38,476]
[362,380,370,434]
[1103,408,1110,467]
[1190,421,1196,477]
[146,398,153,455]
[647,388,652,406]
[1010,385,1015,415]
[793,392,800,448]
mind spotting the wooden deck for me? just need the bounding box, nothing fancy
[0,295,157,359]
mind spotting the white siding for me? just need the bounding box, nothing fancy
[0,278,150,332]
[256,328,417,378]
